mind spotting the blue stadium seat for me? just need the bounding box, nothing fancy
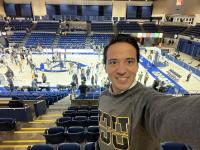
[43,127,65,144]
[27,144,54,150]
[87,116,99,126]
[161,142,192,150]
[56,117,72,128]
[72,116,88,127]
[66,126,85,143]
[79,105,90,110]
[0,118,16,131]
[76,110,90,117]
[62,110,76,117]
[90,109,99,116]
[57,143,81,150]
[86,126,99,142]
[84,142,96,150]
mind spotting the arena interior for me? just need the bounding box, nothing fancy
[0,0,200,149]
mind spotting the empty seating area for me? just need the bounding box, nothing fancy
[160,25,187,37]
[177,38,200,58]
[9,20,33,30]
[33,21,59,32]
[143,22,158,33]
[25,32,56,48]
[9,32,26,43]
[117,21,141,33]
[25,103,99,149]
[0,90,68,106]
[90,34,113,47]
[58,34,86,49]
[28,142,95,150]
[181,24,200,38]
[43,125,99,144]
[91,22,113,32]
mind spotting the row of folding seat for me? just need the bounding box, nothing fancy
[27,142,95,150]
[28,141,191,150]
[63,109,99,117]
[43,126,99,144]
[68,105,98,110]
[56,116,98,128]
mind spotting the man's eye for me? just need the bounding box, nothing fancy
[127,60,134,64]
[109,61,117,65]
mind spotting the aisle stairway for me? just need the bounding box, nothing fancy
[0,96,71,150]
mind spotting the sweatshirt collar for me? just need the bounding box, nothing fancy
[109,80,137,95]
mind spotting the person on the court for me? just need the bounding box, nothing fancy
[97,34,200,150]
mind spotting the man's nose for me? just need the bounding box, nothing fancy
[116,63,126,75]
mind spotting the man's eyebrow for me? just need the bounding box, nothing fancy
[126,58,136,60]
[108,59,117,61]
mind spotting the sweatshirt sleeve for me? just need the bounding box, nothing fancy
[142,89,200,149]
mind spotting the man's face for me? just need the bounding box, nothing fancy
[105,42,138,94]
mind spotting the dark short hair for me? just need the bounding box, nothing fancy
[103,34,140,65]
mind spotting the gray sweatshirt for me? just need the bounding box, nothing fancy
[97,82,200,150]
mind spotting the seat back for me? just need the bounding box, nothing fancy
[43,127,65,144]
[67,126,84,133]
[72,116,88,127]
[58,143,81,150]
[8,100,24,108]
[79,105,90,110]
[27,144,54,150]
[0,118,16,131]
[76,110,89,117]
[84,142,95,150]
[56,117,71,128]
[87,126,99,142]
[47,127,64,134]
[62,110,76,117]
[66,126,85,143]
[90,110,99,116]
[161,142,191,150]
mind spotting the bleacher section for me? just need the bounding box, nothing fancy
[9,32,26,43]
[143,22,158,33]
[0,90,68,106]
[181,24,200,38]
[58,33,86,49]
[33,21,59,32]
[90,34,113,47]
[0,20,6,31]
[177,38,200,60]
[160,25,187,37]
[25,32,56,48]
[117,21,141,33]
[9,20,33,30]
[91,22,113,32]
